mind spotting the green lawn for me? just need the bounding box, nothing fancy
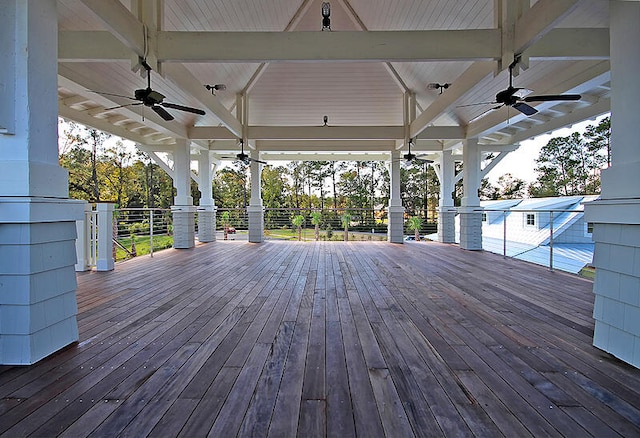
[115,235,173,261]
[264,228,387,241]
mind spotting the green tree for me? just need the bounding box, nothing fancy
[495,173,526,199]
[529,132,602,197]
[341,213,351,241]
[407,216,423,241]
[292,214,305,241]
[583,116,611,168]
[310,211,322,241]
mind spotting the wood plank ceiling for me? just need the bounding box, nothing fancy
[56,0,611,160]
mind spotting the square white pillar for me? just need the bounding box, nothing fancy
[197,206,217,243]
[583,1,640,368]
[96,203,115,271]
[437,207,457,243]
[172,206,196,249]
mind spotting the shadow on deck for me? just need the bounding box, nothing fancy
[1,240,639,437]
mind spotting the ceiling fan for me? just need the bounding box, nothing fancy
[222,140,267,165]
[94,60,206,121]
[399,139,434,165]
[464,56,581,117]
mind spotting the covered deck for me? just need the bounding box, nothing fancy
[1,241,639,437]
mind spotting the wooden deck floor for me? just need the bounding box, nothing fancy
[1,240,640,437]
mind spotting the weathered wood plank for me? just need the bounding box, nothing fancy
[1,241,639,438]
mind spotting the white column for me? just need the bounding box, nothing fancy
[196,151,217,243]
[247,150,264,243]
[459,138,483,250]
[96,203,115,271]
[171,139,195,249]
[437,150,457,243]
[584,0,640,369]
[0,0,83,364]
[388,151,405,243]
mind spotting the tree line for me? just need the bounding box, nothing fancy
[58,116,610,216]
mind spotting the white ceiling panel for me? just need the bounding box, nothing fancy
[55,0,612,156]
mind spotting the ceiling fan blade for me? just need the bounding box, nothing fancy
[524,94,581,102]
[104,102,143,111]
[162,102,206,115]
[251,158,268,165]
[151,105,174,121]
[456,101,496,108]
[512,102,537,116]
[90,90,138,101]
[414,158,434,164]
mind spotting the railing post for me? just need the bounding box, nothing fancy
[503,210,507,258]
[549,211,554,271]
[149,209,154,258]
[96,203,115,271]
[75,201,92,271]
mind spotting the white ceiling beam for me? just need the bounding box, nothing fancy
[188,125,465,141]
[79,0,145,57]
[187,126,236,140]
[161,63,243,138]
[410,62,495,139]
[514,0,581,55]
[158,30,501,62]
[58,31,131,62]
[58,28,609,63]
[257,152,393,162]
[527,28,609,60]
[254,140,396,152]
[247,126,404,141]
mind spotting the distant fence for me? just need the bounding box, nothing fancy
[113,208,173,259]
[215,207,436,241]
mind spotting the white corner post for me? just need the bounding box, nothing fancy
[171,139,196,249]
[458,138,483,250]
[75,201,92,271]
[196,151,217,243]
[0,0,83,364]
[584,0,640,368]
[247,150,264,243]
[437,150,457,243]
[388,151,405,243]
[96,203,115,271]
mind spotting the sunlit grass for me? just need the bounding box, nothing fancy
[115,235,173,261]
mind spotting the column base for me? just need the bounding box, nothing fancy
[387,205,405,244]
[171,205,196,249]
[458,206,483,251]
[247,205,264,243]
[585,198,640,368]
[437,207,456,243]
[0,197,84,365]
[196,206,217,243]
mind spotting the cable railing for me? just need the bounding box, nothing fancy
[113,208,173,260]
[216,207,388,241]
[481,208,591,272]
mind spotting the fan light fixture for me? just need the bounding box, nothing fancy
[205,84,227,95]
[427,83,450,94]
[322,2,331,31]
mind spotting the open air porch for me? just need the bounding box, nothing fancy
[1,240,638,437]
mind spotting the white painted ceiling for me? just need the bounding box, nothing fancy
[56,0,611,161]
